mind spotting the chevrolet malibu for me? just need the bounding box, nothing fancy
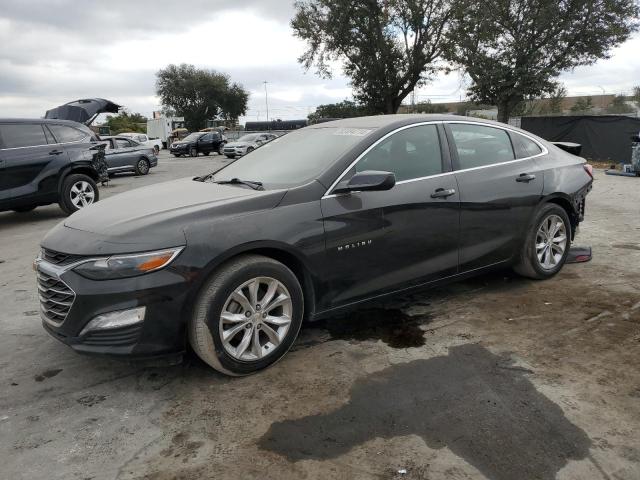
[36,115,593,375]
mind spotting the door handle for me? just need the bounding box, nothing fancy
[431,188,456,199]
[516,173,536,182]
[49,149,64,155]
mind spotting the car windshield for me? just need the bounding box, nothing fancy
[211,127,372,188]
[238,134,260,142]
[182,133,202,142]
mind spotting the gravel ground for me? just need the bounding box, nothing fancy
[0,153,639,480]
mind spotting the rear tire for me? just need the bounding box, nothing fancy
[58,174,99,215]
[189,255,303,376]
[203,151,210,156]
[513,203,571,280]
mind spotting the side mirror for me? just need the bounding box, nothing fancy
[333,170,396,194]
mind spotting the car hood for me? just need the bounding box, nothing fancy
[41,178,287,255]
[226,141,253,148]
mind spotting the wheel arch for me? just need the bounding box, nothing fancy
[58,166,99,191]
[181,242,318,331]
[540,193,577,239]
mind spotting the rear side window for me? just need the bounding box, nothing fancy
[449,123,515,169]
[0,123,48,148]
[49,124,88,144]
[511,132,543,158]
[354,124,443,181]
[115,139,132,148]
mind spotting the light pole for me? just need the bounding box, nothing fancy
[263,81,270,128]
[598,86,606,110]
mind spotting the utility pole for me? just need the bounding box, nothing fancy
[263,81,270,129]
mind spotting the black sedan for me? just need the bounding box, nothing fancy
[101,136,157,176]
[36,115,592,375]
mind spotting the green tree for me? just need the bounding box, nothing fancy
[105,112,147,134]
[448,0,639,123]
[570,97,594,114]
[414,100,449,113]
[155,64,249,131]
[633,86,640,109]
[548,84,567,115]
[292,0,456,114]
[308,100,374,122]
[606,94,634,114]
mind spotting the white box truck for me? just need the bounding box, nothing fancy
[147,116,185,149]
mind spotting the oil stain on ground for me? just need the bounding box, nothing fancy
[259,344,591,480]
[296,308,431,350]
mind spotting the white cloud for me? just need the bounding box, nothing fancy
[0,2,638,122]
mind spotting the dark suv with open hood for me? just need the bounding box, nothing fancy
[0,119,106,214]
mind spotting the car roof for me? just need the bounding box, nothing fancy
[0,118,89,127]
[307,114,512,131]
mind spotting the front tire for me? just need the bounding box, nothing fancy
[514,203,571,280]
[189,147,198,157]
[58,174,99,215]
[189,255,303,376]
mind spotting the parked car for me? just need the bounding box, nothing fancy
[100,136,158,176]
[36,115,593,375]
[118,132,161,155]
[222,133,278,158]
[169,131,226,157]
[0,119,105,214]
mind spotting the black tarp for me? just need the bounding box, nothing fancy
[520,115,640,163]
[45,98,120,125]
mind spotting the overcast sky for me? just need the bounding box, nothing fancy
[1,0,639,123]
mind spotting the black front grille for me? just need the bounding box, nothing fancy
[41,248,85,266]
[38,270,75,325]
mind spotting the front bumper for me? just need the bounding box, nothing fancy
[169,145,189,154]
[36,257,190,358]
[223,146,247,157]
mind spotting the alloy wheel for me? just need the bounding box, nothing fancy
[70,181,95,209]
[219,277,292,361]
[535,214,567,270]
[137,159,149,174]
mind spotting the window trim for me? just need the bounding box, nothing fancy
[0,123,50,150]
[323,121,446,198]
[48,124,91,146]
[0,123,91,151]
[444,120,548,173]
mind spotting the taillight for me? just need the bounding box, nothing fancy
[583,164,593,179]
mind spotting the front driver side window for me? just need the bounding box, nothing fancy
[353,124,443,182]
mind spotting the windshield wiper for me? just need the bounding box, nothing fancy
[214,178,264,190]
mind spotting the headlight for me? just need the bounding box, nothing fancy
[73,247,184,280]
